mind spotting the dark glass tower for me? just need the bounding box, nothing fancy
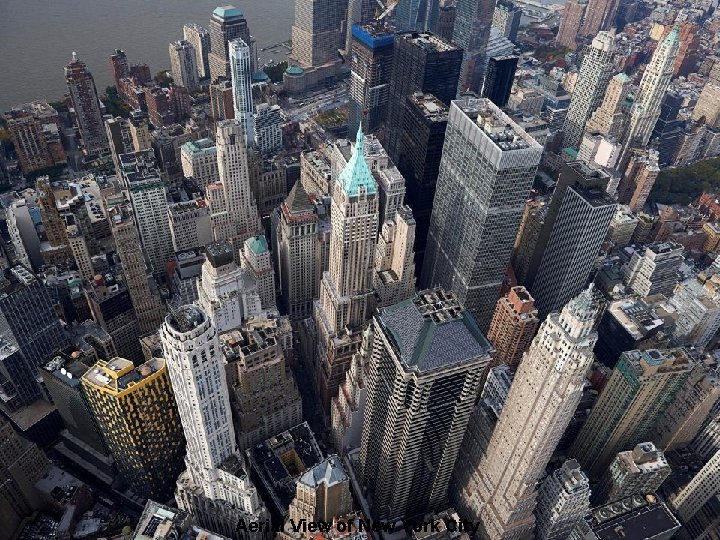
[483,55,519,107]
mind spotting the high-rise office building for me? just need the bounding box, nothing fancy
[344,0,375,54]
[229,38,255,145]
[616,149,660,212]
[453,0,497,93]
[0,418,50,536]
[119,150,174,275]
[453,287,600,539]
[596,442,670,504]
[105,116,134,177]
[492,0,521,42]
[360,288,492,520]
[197,241,264,332]
[183,24,211,80]
[167,199,213,252]
[486,286,539,370]
[396,93,448,274]
[240,235,276,311]
[161,305,270,538]
[526,162,616,319]
[107,202,167,334]
[482,55,518,107]
[210,79,236,121]
[562,31,615,150]
[223,318,303,451]
[580,0,619,37]
[313,127,379,414]
[110,48,129,87]
[372,205,417,307]
[653,364,720,452]
[0,340,42,412]
[211,119,261,246]
[208,5,254,81]
[671,446,720,524]
[422,98,543,330]
[3,102,66,175]
[556,0,586,50]
[535,459,591,540]
[570,348,693,477]
[385,31,462,164]
[621,25,681,163]
[64,53,109,156]
[181,138,219,189]
[254,103,283,154]
[623,241,683,298]
[274,181,321,320]
[291,0,342,68]
[585,73,631,139]
[169,40,199,91]
[0,267,69,367]
[348,22,394,136]
[81,357,185,500]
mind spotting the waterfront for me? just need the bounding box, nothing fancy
[0,0,294,110]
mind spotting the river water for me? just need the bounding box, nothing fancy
[0,0,294,110]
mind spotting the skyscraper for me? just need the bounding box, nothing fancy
[119,150,174,275]
[422,98,542,330]
[81,357,185,500]
[671,445,720,524]
[229,38,255,145]
[395,0,440,32]
[344,0,375,54]
[212,119,261,246]
[556,0,586,51]
[482,55,519,107]
[595,442,670,504]
[453,0,497,93]
[183,24,211,80]
[621,25,681,163]
[561,30,615,150]
[3,102,66,175]
[290,0,342,68]
[486,286,539,370]
[160,305,270,538]
[534,459,591,540]
[274,181,321,320]
[585,73,631,139]
[453,287,601,539]
[208,5,254,81]
[385,31,462,164]
[360,288,492,520]
[64,53,109,156]
[526,162,616,319]
[570,348,693,477]
[623,241,683,298]
[492,0,521,42]
[372,205,417,307]
[580,0,619,37]
[314,127,379,413]
[348,22,395,136]
[169,40,199,91]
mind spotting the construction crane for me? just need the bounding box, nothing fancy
[374,0,400,20]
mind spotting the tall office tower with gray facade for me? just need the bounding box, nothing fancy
[561,30,615,150]
[385,32,462,165]
[348,22,395,136]
[453,287,600,540]
[64,53,109,156]
[291,0,342,68]
[524,162,616,319]
[360,289,492,520]
[595,442,671,504]
[229,38,255,145]
[183,24,211,80]
[344,0,376,54]
[570,348,693,477]
[453,0,497,93]
[623,241,684,298]
[422,98,542,330]
[208,5,255,82]
[161,305,270,539]
[621,24,680,164]
[535,460,591,540]
[395,0,440,32]
[492,0,522,42]
[169,40,199,91]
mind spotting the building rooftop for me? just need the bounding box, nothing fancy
[212,5,243,20]
[298,455,348,489]
[586,495,681,539]
[82,357,165,394]
[205,240,235,268]
[182,138,216,156]
[378,288,492,373]
[607,299,664,341]
[246,235,268,255]
[338,127,378,197]
[408,92,449,123]
[133,500,190,540]
[166,305,207,333]
[396,31,460,53]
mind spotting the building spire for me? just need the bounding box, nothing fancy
[338,125,377,197]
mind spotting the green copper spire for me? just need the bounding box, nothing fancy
[338,126,377,197]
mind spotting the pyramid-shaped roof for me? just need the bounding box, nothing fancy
[338,126,377,197]
[285,180,315,214]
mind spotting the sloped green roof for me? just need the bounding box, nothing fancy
[337,127,377,197]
